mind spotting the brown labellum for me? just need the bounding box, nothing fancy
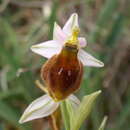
[41,45,83,101]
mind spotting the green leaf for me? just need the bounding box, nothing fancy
[48,0,59,39]
[0,101,29,130]
[0,88,22,100]
[71,90,101,130]
[105,13,124,47]
[88,0,118,43]
[0,101,19,125]
[98,116,108,130]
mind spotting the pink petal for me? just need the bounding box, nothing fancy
[63,13,79,36]
[78,37,87,47]
[78,49,104,67]
[31,40,62,59]
[53,22,67,44]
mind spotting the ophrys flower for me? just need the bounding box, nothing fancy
[31,13,104,101]
[19,13,104,124]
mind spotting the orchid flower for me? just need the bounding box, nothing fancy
[31,13,104,67]
[31,13,104,101]
[19,13,104,124]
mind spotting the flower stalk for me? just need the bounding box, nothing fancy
[60,101,70,130]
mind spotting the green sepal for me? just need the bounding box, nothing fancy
[70,90,101,130]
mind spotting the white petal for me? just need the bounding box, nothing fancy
[78,37,87,47]
[53,22,67,43]
[31,40,62,59]
[63,13,79,35]
[19,94,59,123]
[68,94,80,108]
[78,49,104,67]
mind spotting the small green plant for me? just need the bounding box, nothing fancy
[19,13,106,130]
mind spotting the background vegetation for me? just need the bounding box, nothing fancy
[0,0,130,130]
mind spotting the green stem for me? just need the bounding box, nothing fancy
[60,101,70,130]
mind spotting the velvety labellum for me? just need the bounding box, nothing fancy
[41,45,83,101]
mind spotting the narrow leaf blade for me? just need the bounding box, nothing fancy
[71,90,101,130]
[98,116,108,130]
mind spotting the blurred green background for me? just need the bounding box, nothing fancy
[0,0,130,130]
